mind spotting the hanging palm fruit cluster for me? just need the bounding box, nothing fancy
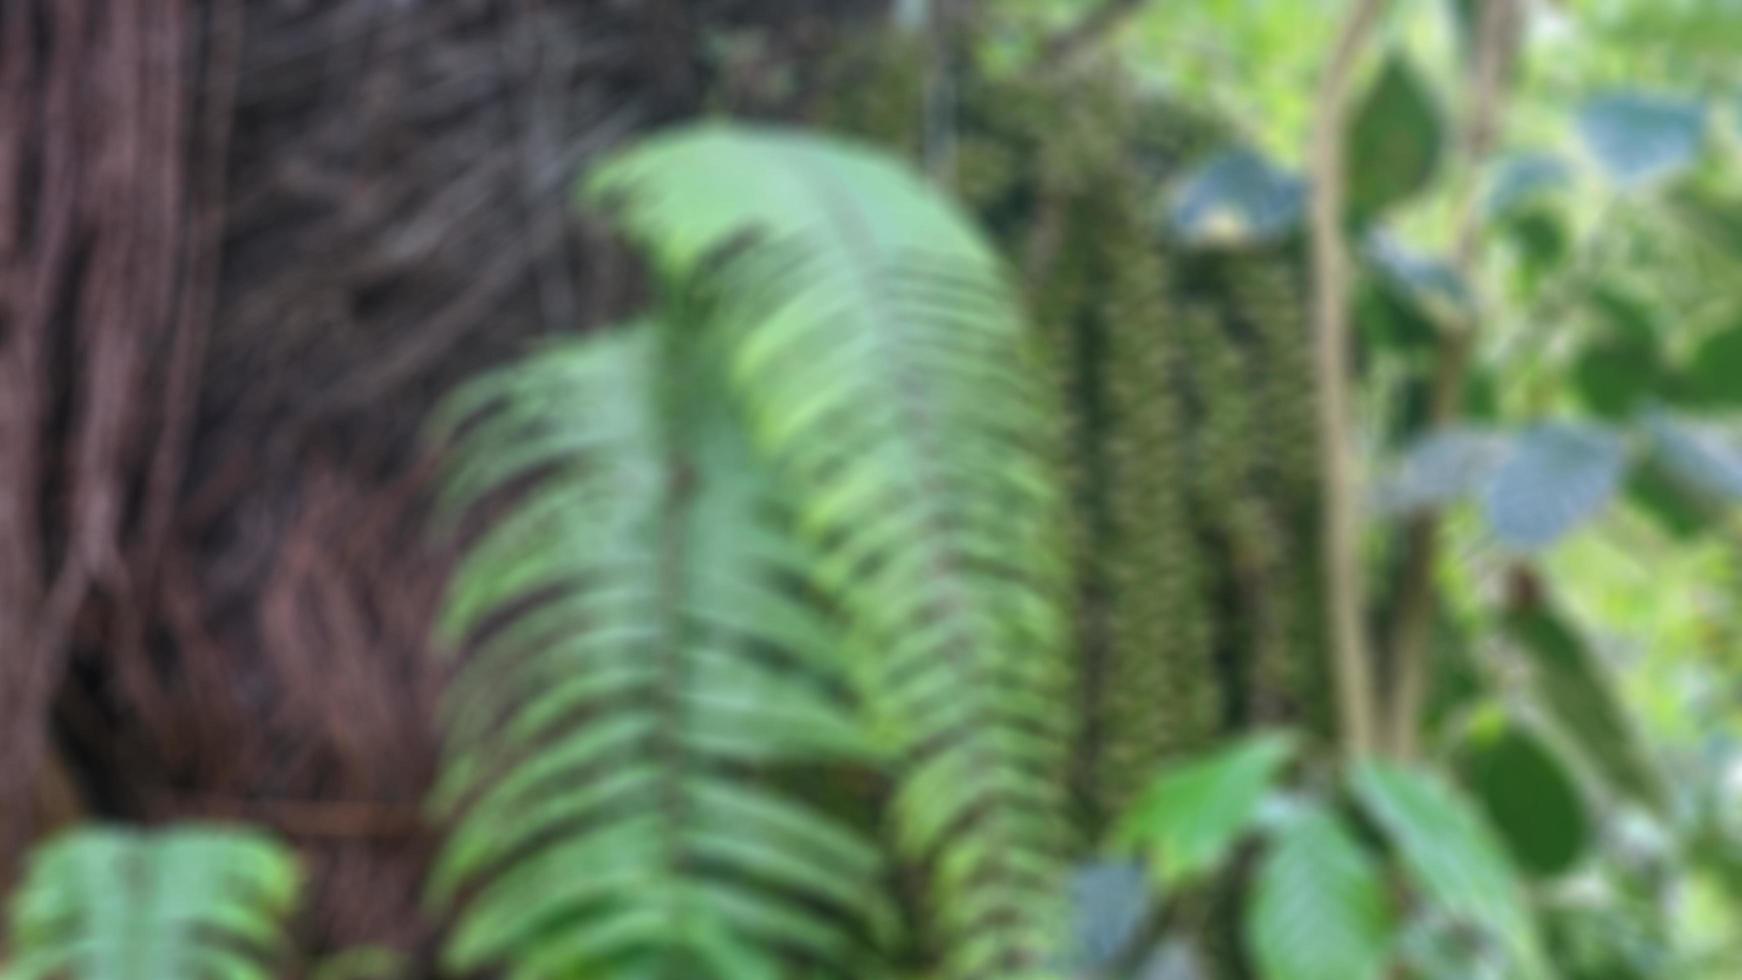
[812,38,1330,832]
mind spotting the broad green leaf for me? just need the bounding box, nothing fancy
[1363,233,1474,332]
[1484,152,1573,218]
[1064,861,1153,971]
[1639,413,1742,508]
[1115,733,1295,889]
[1350,763,1547,979]
[1247,803,1394,980]
[1394,913,1512,980]
[1453,716,1590,877]
[1483,423,1627,549]
[1356,274,1439,353]
[1577,93,1707,189]
[1499,207,1570,287]
[1625,462,1715,539]
[1347,53,1445,222]
[1463,369,1502,421]
[1374,428,1510,516]
[1131,940,1208,980]
[1169,148,1306,246]
[1503,608,1666,810]
[1570,286,1667,419]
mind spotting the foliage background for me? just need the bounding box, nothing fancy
[5,0,1742,977]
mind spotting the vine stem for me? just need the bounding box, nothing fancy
[1308,0,1389,758]
[1384,0,1519,759]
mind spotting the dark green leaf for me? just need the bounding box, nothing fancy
[1483,423,1628,549]
[1572,333,1663,420]
[1501,207,1570,287]
[1357,280,1438,354]
[1642,412,1742,500]
[1347,53,1445,222]
[1115,733,1295,889]
[1679,323,1742,408]
[1503,608,1666,810]
[1577,93,1707,189]
[1586,284,1658,343]
[1626,463,1715,539]
[1454,717,1590,877]
[1364,233,1475,331]
[1247,803,1394,980]
[1463,369,1501,421]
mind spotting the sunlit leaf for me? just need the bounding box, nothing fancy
[1169,148,1307,246]
[431,326,890,978]
[1131,939,1209,980]
[1483,423,1628,549]
[586,124,1072,978]
[1350,763,1547,979]
[1247,803,1394,980]
[1484,152,1574,218]
[1115,733,1295,889]
[1064,861,1153,970]
[1374,428,1510,517]
[1577,93,1707,189]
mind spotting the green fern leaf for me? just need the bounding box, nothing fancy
[3,824,299,980]
[589,125,1074,977]
[430,324,888,978]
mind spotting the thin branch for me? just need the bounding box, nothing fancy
[1309,0,1390,758]
[1384,0,1519,759]
[1038,0,1150,70]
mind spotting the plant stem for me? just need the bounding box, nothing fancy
[1385,0,1518,759]
[1309,0,1389,758]
[1037,0,1150,70]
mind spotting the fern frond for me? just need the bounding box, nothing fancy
[3,824,299,980]
[590,126,1073,977]
[430,323,888,979]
